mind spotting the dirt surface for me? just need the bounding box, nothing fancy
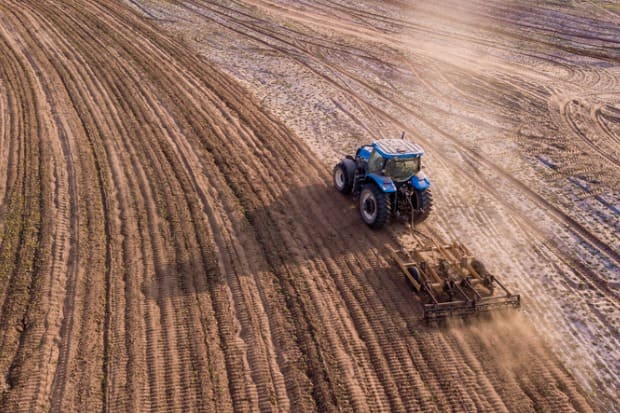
[0,0,617,411]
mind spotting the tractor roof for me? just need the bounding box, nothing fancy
[373,139,424,159]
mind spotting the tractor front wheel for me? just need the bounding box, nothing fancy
[333,159,355,194]
[359,183,389,229]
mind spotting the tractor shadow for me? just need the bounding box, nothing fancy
[141,181,425,324]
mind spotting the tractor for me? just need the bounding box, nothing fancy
[333,138,433,229]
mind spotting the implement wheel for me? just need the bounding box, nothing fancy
[406,266,421,291]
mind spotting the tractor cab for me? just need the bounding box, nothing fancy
[356,139,429,190]
[360,140,424,182]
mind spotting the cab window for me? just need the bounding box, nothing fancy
[384,158,420,182]
[367,150,384,173]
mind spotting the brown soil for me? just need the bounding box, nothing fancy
[0,0,616,412]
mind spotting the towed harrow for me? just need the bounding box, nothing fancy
[392,236,520,320]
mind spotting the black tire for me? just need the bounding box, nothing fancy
[333,159,355,194]
[359,183,389,229]
[406,266,421,290]
[411,188,433,224]
[408,266,421,283]
[471,259,487,276]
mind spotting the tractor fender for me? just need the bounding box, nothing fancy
[367,173,397,193]
[411,171,431,191]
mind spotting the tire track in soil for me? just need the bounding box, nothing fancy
[0,70,11,232]
[562,99,620,169]
[0,10,59,411]
[65,2,482,408]
[595,104,620,149]
[7,15,82,413]
[47,9,219,408]
[9,0,308,408]
[189,0,619,346]
[184,59,470,408]
[142,0,613,408]
[0,0,600,411]
[32,14,155,410]
[0,27,31,398]
[1,2,199,408]
[0,4,110,411]
[174,0,619,274]
[184,0,612,406]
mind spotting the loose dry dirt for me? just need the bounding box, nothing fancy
[0,1,617,412]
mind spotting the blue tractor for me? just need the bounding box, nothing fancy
[333,138,433,229]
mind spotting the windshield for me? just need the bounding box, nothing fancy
[384,158,420,182]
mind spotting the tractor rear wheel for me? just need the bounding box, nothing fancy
[359,183,389,229]
[411,188,433,224]
[333,159,355,194]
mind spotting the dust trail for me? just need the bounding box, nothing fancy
[446,313,593,412]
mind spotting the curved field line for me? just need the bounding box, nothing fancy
[594,104,620,149]
[562,99,620,169]
[175,0,620,271]
[0,0,604,411]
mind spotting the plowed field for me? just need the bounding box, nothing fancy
[0,1,617,412]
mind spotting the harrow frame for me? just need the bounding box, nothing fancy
[392,241,520,320]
